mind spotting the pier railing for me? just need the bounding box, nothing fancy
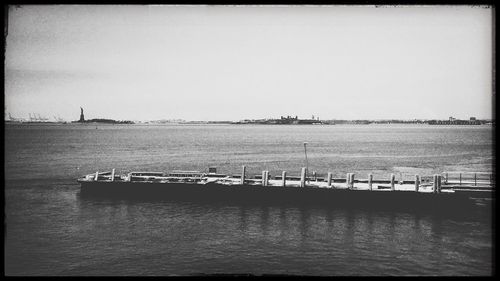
[441,171,494,188]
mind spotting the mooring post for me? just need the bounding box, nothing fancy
[459,173,462,186]
[346,173,351,189]
[262,171,266,186]
[95,171,99,181]
[111,169,115,182]
[327,172,333,187]
[265,171,269,186]
[241,166,246,185]
[368,174,373,190]
[350,173,355,189]
[437,175,442,193]
[390,174,395,191]
[300,167,306,187]
[415,174,420,192]
[282,171,287,187]
[433,174,438,193]
[474,173,477,186]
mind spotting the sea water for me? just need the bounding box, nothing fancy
[4,124,493,275]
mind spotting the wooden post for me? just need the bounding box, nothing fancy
[437,175,442,193]
[346,173,351,189]
[350,173,355,189]
[415,174,420,192]
[282,171,287,187]
[368,174,373,190]
[262,171,266,186]
[474,173,477,186]
[95,171,99,181]
[433,174,438,193]
[241,166,246,185]
[111,169,115,182]
[300,167,306,187]
[327,172,332,187]
[390,174,395,191]
[459,173,462,186]
[265,171,269,186]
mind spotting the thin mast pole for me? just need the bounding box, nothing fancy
[304,142,309,182]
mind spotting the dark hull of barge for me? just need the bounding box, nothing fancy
[78,181,492,214]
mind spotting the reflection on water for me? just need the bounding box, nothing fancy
[65,191,493,275]
[5,182,493,276]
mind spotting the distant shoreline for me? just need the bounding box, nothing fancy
[4,121,494,126]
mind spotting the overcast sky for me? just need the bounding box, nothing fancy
[5,5,493,121]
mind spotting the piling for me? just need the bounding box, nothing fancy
[111,169,115,182]
[415,175,420,192]
[241,166,246,185]
[95,171,99,181]
[350,173,355,189]
[390,174,395,191]
[368,174,373,190]
[346,173,351,189]
[300,167,306,187]
[262,171,267,186]
[327,172,333,187]
[437,175,442,193]
[433,174,438,193]
[282,171,287,187]
[265,171,269,186]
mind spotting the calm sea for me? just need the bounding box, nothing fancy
[4,124,494,276]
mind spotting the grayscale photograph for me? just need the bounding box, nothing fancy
[4,5,494,276]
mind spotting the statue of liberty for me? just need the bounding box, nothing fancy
[79,107,85,122]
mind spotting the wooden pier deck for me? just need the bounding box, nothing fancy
[80,167,494,199]
[79,168,493,214]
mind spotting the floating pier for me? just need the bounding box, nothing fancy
[81,168,494,191]
[78,167,494,213]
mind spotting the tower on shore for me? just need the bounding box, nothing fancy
[79,107,85,122]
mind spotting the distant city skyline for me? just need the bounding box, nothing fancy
[5,5,494,121]
[5,106,494,123]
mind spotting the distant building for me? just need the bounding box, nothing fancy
[235,115,324,125]
[428,116,481,125]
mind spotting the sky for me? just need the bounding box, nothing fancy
[5,5,494,121]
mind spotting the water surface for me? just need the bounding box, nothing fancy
[4,124,493,275]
